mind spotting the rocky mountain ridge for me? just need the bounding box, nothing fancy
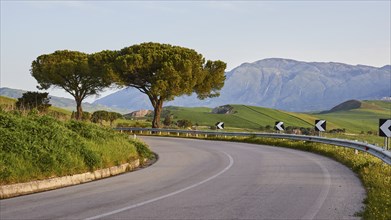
[94,58,390,112]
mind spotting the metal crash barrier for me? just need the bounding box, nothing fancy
[115,127,391,165]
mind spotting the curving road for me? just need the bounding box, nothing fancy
[1,137,365,219]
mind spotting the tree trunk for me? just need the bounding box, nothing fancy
[152,100,163,128]
[75,99,83,120]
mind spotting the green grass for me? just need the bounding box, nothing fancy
[0,95,72,120]
[0,96,16,104]
[164,105,314,130]
[162,101,390,135]
[0,110,153,185]
[363,100,391,110]
[324,133,385,146]
[314,109,390,133]
[0,96,16,111]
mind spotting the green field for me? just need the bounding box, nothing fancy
[147,101,390,145]
[162,101,390,133]
[163,105,312,129]
[313,100,391,133]
[4,94,390,145]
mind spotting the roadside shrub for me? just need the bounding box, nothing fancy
[66,120,115,140]
[134,141,153,160]
[117,122,132,127]
[329,128,346,133]
[79,147,102,170]
[177,119,192,128]
[131,141,154,166]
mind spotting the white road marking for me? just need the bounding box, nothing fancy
[84,152,234,220]
[301,155,331,220]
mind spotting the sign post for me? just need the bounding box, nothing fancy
[275,121,284,133]
[379,119,391,150]
[315,120,326,137]
[215,122,224,130]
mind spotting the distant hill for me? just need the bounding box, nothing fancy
[320,99,389,114]
[0,87,130,114]
[312,100,390,133]
[94,58,390,112]
[320,100,363,113]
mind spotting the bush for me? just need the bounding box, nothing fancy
[91,110,109,125]
[134,141,154,162]
[177,119,192,128]
[329,128,346,133]
[163,114,173,126]
[16,91,51,113]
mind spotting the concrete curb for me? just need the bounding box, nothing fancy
[0,159,140,199]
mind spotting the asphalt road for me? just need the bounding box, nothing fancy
[1,137,365,220]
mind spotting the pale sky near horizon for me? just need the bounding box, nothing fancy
[1,1,390,102]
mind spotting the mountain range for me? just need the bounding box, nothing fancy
[94,58,390,112]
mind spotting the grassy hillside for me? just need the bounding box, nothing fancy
[314,100,391,133]
[164,105,314,130]
[0,96,16,110]
[1,95,72,120]
[0,110,153,184]
[0,96,16,104]
[164,101,390,133]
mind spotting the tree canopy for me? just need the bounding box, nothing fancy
[16,91,51,112]
[91,110,122,126]
[31,50,114,120]
[114,42,226,128]
[91,110,109,125]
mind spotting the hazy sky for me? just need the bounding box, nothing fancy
[1,1,390,102]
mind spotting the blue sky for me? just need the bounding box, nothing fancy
[1,1,390,101]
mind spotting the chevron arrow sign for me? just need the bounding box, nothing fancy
[275,121,284,131]
[215,122,224,130]
[315,120,326,132]
[379,119,391,137]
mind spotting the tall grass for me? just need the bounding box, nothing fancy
[0,110,153,185]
